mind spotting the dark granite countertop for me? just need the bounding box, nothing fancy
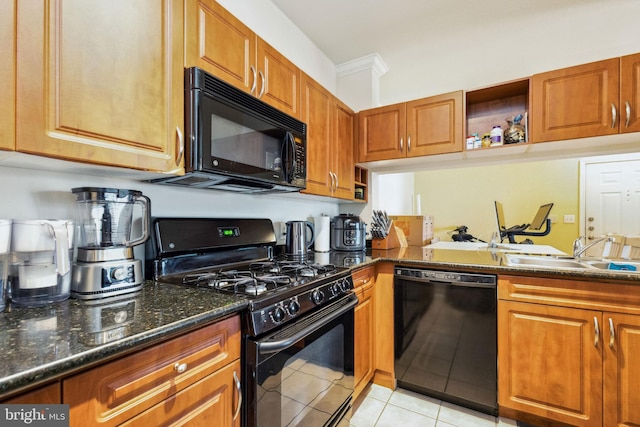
[0,281,247,398]
[2,245,638,399]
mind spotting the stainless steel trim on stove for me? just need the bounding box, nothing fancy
[256,294,358,353]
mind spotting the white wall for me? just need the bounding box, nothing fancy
[373,173,414,215]
[378,0,640,106]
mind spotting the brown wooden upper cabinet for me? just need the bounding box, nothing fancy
[358,91,463,162]
[186,0,300,119]
[0,0,15,151]
[531,53,640,142]
[15,0,184,172]
[301,74,355,199]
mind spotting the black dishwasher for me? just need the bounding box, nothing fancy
[394,267,497,415]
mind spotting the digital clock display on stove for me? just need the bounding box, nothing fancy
[218,227,240,237]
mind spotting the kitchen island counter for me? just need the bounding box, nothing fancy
[365,244,640,283]
[0,281,247,399]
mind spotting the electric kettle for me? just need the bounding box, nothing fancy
[285,221,315,260]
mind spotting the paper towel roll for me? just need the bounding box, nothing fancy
[314,215,331,252]
[314,251,331,265]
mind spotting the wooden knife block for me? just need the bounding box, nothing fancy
[372,223,407,250]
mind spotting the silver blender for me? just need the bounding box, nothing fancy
[70,187,150,300]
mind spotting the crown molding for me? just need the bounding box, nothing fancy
[336,53,389,78]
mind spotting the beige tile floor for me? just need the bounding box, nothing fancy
[350,384,518,427]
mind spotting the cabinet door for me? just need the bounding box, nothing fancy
[257,40,300,118]
[531,58,620,142]
[16,0,184,172]
[604,312,640,427]
[498,301,602,427]
[620,53,640,134]
[353,267,375,400]
[358,103,406,162]
[332,98,355,200]
[301,74,333,197]
[406,91,463,156]
[185,0,256,94]
[0,0,15,151]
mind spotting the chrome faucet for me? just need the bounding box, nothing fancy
[573,235,614,258]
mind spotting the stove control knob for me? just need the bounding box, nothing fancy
[272,305,286,323]
[287,298,300,315]
[311,289,325,305]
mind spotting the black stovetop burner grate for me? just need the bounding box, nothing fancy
[249,259,337,279]
[179,259,338,296]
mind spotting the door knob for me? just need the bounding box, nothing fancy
[588,217,595,222]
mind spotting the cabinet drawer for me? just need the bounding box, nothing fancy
[64,316,240,426]
[122,360,241,427]
[499,275,640,315]
[352,266,374,291]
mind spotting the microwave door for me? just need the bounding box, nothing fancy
[282,132,295,183]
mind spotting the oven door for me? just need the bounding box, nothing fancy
[245,294,357,427]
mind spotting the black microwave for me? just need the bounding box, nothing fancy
[152,67,307,193]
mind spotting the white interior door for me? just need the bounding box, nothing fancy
[583,158,640,255]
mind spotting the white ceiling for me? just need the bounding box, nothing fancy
[270,0,615,70]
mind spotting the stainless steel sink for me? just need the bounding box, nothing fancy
[503,254,640,273]
[503,254,595,270]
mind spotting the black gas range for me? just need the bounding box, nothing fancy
[146,218,356,427]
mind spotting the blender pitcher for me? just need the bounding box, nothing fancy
[71,187,150,300]
[73,187,149,251]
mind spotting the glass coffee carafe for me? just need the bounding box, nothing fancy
[71,187,150,300]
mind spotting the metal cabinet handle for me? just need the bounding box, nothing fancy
[329,172,335,191]
[233,371,242,420]
[175,127,184,167]
[407,135,411,152]
[625,101,631,128]
[334,172,339,190]
[250,66,257,95]
[174,362,187,373]
[594,317,600,347]
[399,138,403,151]
[611,103,617,129]
[258,71,266,98]
[609,318,615,349]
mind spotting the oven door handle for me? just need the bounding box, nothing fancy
[256,296,358,354]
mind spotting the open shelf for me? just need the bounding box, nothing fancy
[354,166,368,202]
[465,78,530,151]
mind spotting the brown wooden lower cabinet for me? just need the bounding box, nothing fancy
[352,266,375,400]
[0,382,61,404]
[498,275,640,427]
[64,315,241,427]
